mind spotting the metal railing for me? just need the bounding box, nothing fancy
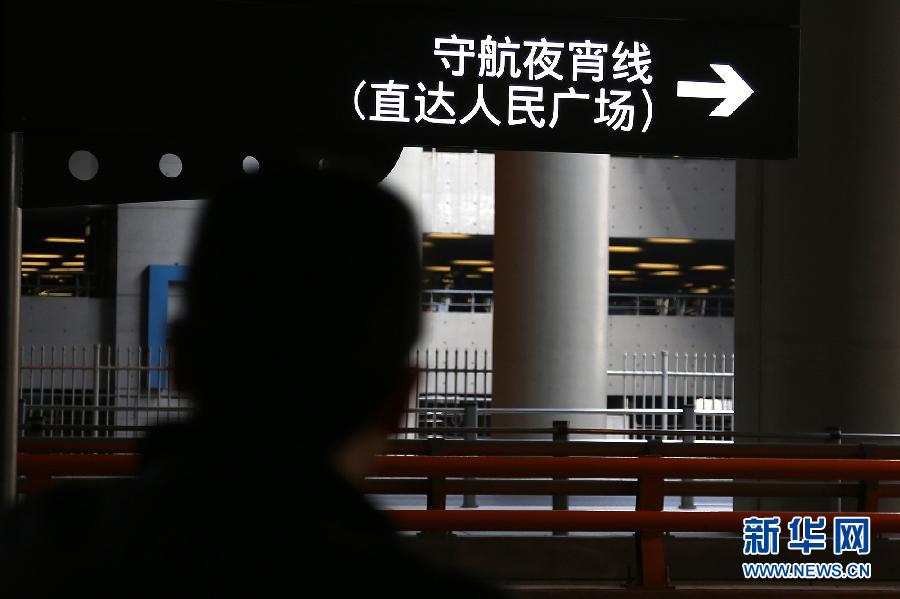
[422,289,493,313]
[21,270,98,297]
[608,293,733,317]
[18,345,190,438]
[407,348,734,442]
[422,290,734,317]
[17,346,733,440]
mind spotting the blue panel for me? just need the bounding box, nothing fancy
[146,265,189,387]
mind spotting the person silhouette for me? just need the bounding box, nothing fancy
[0,170,505,598]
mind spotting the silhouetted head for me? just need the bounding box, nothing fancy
[173,170,420,460]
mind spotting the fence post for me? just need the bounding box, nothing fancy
[679,400,696,510]
[461,402,478,508]
[661,351,669,411]
[93,344,102,438]
[552,420,569,536]
[825,426,843,511]
[635,471,670,589]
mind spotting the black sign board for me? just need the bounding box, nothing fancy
[342,12,799,159]
[2,2,800,208]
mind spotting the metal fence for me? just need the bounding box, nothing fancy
[18,345,190,438]
[17,345,733,440]
[407,348,734,441]
[422,289,493,313]
[608,293,734,317]
[608,351,734,441]
[422,290,734,317]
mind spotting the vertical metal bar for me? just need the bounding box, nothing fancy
[552,420,569,536]
[0,131,23,509]
[461,403,478,508]
[49,346,56,437]
[92,344,101,437]
[661,351,669,435]
[126,347,133,439]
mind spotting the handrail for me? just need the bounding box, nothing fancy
[372,455,900,480]
[387,510,900,533]
[14,445,897,588]
[383,439,900,459]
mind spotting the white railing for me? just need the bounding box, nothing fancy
[18,346,733,440]
[408,348,734,441]
[18,345,190,438]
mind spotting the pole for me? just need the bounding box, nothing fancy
[679,401,696,510]
[0,132,23,512]
[461,402,478,508]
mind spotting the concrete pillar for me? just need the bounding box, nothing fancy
[736,1,900,508]
[493,151,609,432]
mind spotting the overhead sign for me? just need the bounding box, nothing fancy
[3,4,800,163]
[341,15,799,158]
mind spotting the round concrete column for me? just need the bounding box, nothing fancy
[735,1,900,509]
[492,151,609,432]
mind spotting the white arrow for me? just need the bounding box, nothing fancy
[676,64,754,117]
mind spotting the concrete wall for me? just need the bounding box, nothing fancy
[115,200,206,349]
[415,311,732,372]
[608,158,734,240]
[20,296,113,348]
[383,149,734,239]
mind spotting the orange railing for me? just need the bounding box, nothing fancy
[15,439,900,588]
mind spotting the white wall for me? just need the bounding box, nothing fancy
[383,149,735,240]
[20,296,113,348]
[415,312,732,368]
[608,157,734,239]
[382,148,495,235]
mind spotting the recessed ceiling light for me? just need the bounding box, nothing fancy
[452,259,493,266]
[425,266,451,272]
[609,269,637,276]
[427,233,470,240]
[22,254,62,259]
[650,270,682,276]
[609,246,643,253]
[635,263,679,270]
[478,267,494,273]
[646,237,694,244]
[44,237,85,244]
[691,264,727,271]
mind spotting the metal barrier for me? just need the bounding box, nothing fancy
[409,349,734,441]
[371,455,900,589]
[608,293,734,317]
[422,289,493,313]
[16,442,900,590]
[18,345,190,438]
[17,345,733,440]
[421,290,735,317]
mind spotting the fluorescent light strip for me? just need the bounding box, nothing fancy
[645,237,694,245]
[44,237,86,244]
[452,259,493,266]
[427,233,470,240]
